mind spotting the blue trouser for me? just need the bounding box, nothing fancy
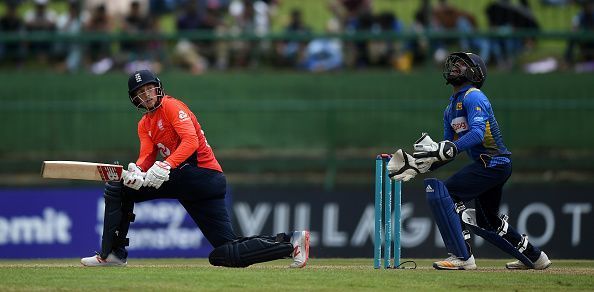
[105,164,292,266]
[122,164,237,248]
[445,159,541,260]
[445,160,511,229]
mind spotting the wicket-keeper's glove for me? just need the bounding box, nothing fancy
[412,133,457,172]
[387,149,420,182]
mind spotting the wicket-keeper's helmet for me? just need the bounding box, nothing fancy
[443,52,487,89]
[127,69,164,111]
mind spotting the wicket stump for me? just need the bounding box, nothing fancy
[374,154,401,269]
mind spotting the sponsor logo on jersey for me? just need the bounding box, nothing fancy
[425,185,434,192]
[178,110,189,121]
[451,116,468,133]
[157,119,164,130]
[456,102,463,110]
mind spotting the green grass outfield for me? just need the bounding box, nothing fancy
[0,258,592,291]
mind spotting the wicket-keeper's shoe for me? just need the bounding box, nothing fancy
[506,251,551,270]
[433,254,477,270]
[289,230,310,268]
[81,252,127,267]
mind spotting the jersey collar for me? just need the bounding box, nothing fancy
[449,85,475,101]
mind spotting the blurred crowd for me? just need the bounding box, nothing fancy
[0,0,593,74]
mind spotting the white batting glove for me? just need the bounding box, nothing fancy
[143,161,171,189]
[387,149,420,182]
[122,163,145,190]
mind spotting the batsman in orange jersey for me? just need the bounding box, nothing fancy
[81,70,310,268]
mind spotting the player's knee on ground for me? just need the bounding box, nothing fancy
[208,236,293,268]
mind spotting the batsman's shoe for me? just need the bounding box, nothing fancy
[81,252,127,267]
[506,251,551,270]
[433,254,477,270]
[289,230,310,268]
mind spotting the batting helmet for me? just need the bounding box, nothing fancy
[443,52,487,89]
[127,70,164,111]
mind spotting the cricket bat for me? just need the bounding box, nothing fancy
[41,161,127,181]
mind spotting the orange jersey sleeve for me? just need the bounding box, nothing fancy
[161,99,200,168]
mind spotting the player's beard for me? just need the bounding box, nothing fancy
[445,74,467,86]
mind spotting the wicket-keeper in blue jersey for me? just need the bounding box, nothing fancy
[387,52,551,270]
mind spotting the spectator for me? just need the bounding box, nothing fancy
[328,0,373,67]
[228,0,276,68]
[84,4,114,74]
[542,0,569,5]
[414,0,433,30]
[353,11,374,67]
[486,0,539,69]
[149,0,178,16]
[366,12,404,67]
[433,0,477,31]
[328,0,372,32]
[0,1,25,67]
[24,0,57,64]
[228,0,255,67]
[24,0,56,32]
[83,0,133,17]
[56,0,83,72]
[173,0,213,74]
[137,14,166,74]
[201,0,230,70]
[564,0,594,69]
[408,0,434,65]
[275,9,311,67]
[121,1,152,63]
[176,0,202,31]
[301,18,343,72]
[515,0,539,30]
[515,0,540,50]
[432,0,489,64]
